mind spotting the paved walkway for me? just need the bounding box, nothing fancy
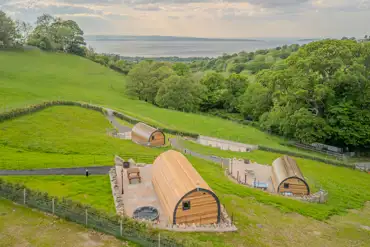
[170,138,230,168]
[0,166,112,176]
[105,109,131,133]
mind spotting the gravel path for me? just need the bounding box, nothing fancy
[0,166,112,176]
[105,109,131,133]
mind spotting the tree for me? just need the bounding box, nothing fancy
[172,63,191,76]
[255,39,370,147]
[27,14,55,50]
[155,75,203,112]
[0,11,19,48]
[15,20,32,45]
[126,61,174,104]
[239,83,272,120]
[200,72,226,111]
[224,73,249,112]
[28,14,85,55]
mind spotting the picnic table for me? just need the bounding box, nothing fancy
[127,167,141,184]
[253,182,268,191]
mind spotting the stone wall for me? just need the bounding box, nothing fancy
[297,190,328,204]
[109,167,125,216]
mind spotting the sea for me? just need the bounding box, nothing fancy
[84,35,316,58]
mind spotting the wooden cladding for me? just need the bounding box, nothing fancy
[272,156,310,196]
[150,131,165,146]
[278,178,309,196]
[131,123,165,147]
[174,191,219,225]
[152,151,221,225]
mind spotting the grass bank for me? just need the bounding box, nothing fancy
[0,198,131,247]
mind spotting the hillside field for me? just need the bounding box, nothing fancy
[0,50,341,161]
[0,106,164,169]
[0,198,132,247]
[0,50,370,246]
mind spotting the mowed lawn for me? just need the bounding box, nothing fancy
[0,50,321,155]
[0,199,132,247]
[0,106,165,169]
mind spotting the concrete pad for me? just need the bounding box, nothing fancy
[120,165,169,226]
[230,159,275,193]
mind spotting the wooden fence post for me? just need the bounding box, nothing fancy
[52,198,55,214]
[23,188,26,205]
[120,220,123,236]
[85,209,88,226]
[158,233,161,247]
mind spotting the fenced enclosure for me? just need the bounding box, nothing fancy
[0,178,192,247]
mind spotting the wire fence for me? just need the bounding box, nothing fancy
[0,179,193,246]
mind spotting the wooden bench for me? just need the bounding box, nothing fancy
[127,167,141,184]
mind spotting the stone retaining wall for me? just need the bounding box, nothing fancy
[109,167,125,216]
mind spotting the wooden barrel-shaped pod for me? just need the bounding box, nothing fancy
[271,155,310,196]
[131,122,165,147]
[152,150,221,225]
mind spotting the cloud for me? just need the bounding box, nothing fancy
[123,0,310,8]
[133,5,162,11]
[2,0,370,38]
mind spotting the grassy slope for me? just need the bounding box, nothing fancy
[0,50,328,157]
[182,141,370,218]
[0,199,131,247]
[1,50,369,246]
[0,106,165,169]
[2,175,115,214]
[3,170,370,247]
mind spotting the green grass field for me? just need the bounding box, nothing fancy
[0,106,165,169]
[3,162,369,247]
[181,141,370,218]
[0,50,339,160]
[0,198,131,247]
[1,50,370,246]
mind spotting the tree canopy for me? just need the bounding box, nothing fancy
[28,14,85,54]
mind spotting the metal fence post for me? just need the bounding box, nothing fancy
[85,209,88,226]
[120,220,123,236]
[52,198,55,214]
[23,188,26,205]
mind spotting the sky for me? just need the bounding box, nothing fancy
[1,0,370,38]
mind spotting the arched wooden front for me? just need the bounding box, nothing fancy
[277,176,310,196]
[173,188,221,225]
[149,131,165,146]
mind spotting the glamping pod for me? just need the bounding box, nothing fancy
[131,122,165,147]
[152,150,221,225]
[271,155,310,196]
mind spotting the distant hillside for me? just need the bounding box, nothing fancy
[84,35,262,42]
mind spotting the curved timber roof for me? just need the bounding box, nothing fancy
[272,155,305,185]
[132,122,160,140]
[152,150,213,216]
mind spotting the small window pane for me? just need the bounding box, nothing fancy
[284,183,289,189]
[182,201,191,211]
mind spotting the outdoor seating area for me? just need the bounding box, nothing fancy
[127,167,141,184]
[229,158,275,193]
